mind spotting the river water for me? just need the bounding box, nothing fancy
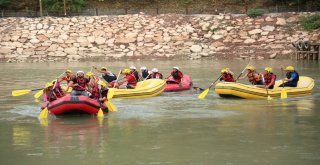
[0,59,320,165]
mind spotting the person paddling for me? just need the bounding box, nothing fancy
[279,66,299,87]
[256,67,277,89]
[239,65,263,85]
[220,68,235,82]
[150,68,163,79]
[68,70,90,96]
[93,66,117,88]
[130,66,140,82]
[166,66,183,84]
[140,66,150,80]
[58,69,75,83]
[116,69,137,89]
[40,81,65,109]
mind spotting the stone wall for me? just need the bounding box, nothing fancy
[0,12,319,62]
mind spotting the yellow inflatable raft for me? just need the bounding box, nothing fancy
[215,76,314,99]
[111,79,167,99]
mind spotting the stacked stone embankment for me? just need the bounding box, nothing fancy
[0,12,319,62]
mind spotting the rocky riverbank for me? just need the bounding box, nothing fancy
[0,12,319,62]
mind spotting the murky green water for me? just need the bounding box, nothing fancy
[1,59,320,165]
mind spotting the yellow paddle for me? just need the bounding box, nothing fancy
[280,69,288,99]
[105,88,117,112]
[266,88,272,100]
[38,107,49,119]
[198,75,222,99]
[97,108,104,118]
[12,88,43,97]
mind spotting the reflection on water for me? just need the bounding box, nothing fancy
[0,59,320,164]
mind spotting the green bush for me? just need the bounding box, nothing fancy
[300,14,320,31]
[247,8,264,18]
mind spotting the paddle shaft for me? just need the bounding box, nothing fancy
[235,62,251,82]
[113,69,122,88]
[209,75,223,89]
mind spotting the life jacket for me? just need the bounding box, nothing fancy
[264,73,276,86]
[286,71,299,82]
[132,70,139,81]
[73,77,88,91]
[52,87,65,98]
[247,71,262,84]
[90,83,100,100]
[171,71,183,81]
[221,73,235,82]
[141,70,149,79]
[63,76,73,83]
[44,89,57,102]
[126,74,137,86]
[102,72,117,83]
[151,73,163,79]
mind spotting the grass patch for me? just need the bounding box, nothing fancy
[247,8,264,18]
[300,14,320,31]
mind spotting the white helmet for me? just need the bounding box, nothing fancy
[173,66,179,70]
[140,66,147,70]
[152,68,158,72]
[76,70,85,77]
[130,66,136,70]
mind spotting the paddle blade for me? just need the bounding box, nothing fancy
[106,100,117,112]
[107,88,114,99]
[38,108,49,119]
[198,88,209,99]
[281,89,287,99]
[97,108,104,118]
[267,95,272,100]
[12,89,31,96]
[34,90,43,99]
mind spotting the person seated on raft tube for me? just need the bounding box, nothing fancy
[150,68,163,79]
[279,66,299,87]
[220,68,235,82]
[256,67,277,89]
[68,70,90,96]
[239,65,264,85]
[41,81,65,109]
[115,69,137,89]
[139,66,150,81]
[93,66,117,88]
[166,66,183,84]
[130,66,140,82]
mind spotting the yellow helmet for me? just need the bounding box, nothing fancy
[101,67,107,70]
[45,82,53,89]
[285,66,294,71]
[246,65,255,71]
[97,80,106,88]
[122,69,131,74]
[265,67,273,73]
[86,71,94,78]
[65,69,72,73]
[221,69,227,73]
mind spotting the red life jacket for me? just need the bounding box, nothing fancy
[53,87,65,98]
[63,75,73,83]
[73,77,88,91]
[126,74,137,86]
[247,72,262,84]
[90,84,100,100]
[151,73,163,79]
[170,71,183,83]
[264,73,276,86]
[221,74,235,82]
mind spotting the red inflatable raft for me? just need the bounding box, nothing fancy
[164,75,193,92]
[47,95,107,116]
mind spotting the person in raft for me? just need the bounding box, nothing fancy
[220,68,235,82]
[139,66,150,80]
[279,66,299,87]
[86,71,101,99]
[93,66,117,88]
[256,67,277,89]
[58,69,75,84]
[68,70,90,96]
[41,81,65,109]
[90,80,109,112]
[116,69,137,89]
[150,68,163,79]
[130,66,140,82]
[239,65,264,85]
[166,66,183,84]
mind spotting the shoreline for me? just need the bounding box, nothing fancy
[0,12,319,63]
